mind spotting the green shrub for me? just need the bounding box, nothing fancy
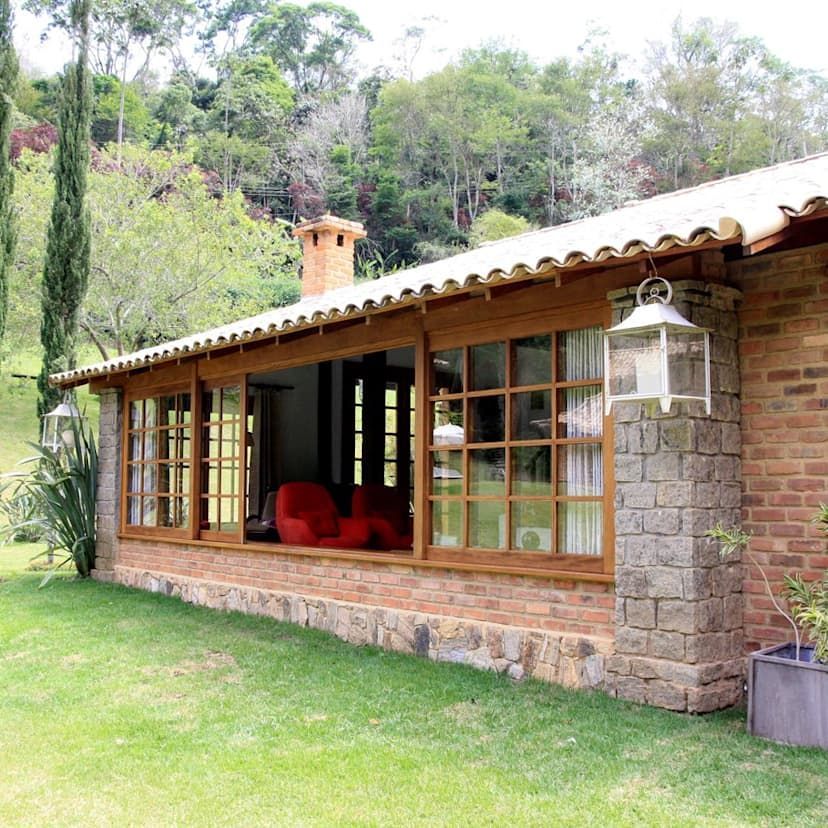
[4,417,97,581]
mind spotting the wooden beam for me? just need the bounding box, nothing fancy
[743,227,794,257]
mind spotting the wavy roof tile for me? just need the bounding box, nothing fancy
[54,152,828,386]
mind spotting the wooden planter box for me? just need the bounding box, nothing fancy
[747,643,828,749]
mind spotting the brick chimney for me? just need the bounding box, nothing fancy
[292,214,367,297]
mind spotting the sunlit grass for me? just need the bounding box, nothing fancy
[1,552,827,827]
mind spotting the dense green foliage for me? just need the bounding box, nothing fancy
[37,0,92,416]
[0,0,17,348]
[7,5,828,359]
[1,558,827,825]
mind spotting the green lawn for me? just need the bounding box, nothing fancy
[1,551,827,827]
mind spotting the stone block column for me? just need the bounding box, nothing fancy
[604,274,746,712]
[94,388,122,579]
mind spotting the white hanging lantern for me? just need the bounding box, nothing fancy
[604,276,711,415]
[41,400,85,453]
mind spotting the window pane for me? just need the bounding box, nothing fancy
[354,433,363,459]
[469,395,504,442]
[144,398,157,428]
[557,386,603,438]
[470,342,505,390]
[557,502,602,555]
[127,463,141,495]
[431,500,462,547]
[558,326,602,380]
[511,390,551,440]
[511,446,551,496]
[431,451,463,495]
[128,432,141,462]
[142,496,157,527]
[432,349,463,395]
[469,501,505,549]
[143,463,157,493]
[469,448,505,496]
[353,460,362,485]
[144,430,157,461]
[203,390,220,422]
[161,396,177,426]
[384,435,397,460]
[127,495,140,524]
[557,444,603,496]
[385,407,397,431]
[432,400,464,445]
[385,382,397,406]
[179,394,192,424]
[220,496,238,530]
[171,497,188,529]
[222,386,241,416]
[511,501,553,552]
[384,462,397,487]
[513,335,551,386]
[129,400,143,429]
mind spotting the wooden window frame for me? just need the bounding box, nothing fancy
[121,381,194,540]
[423,308,614,576]
[198,376,247,544]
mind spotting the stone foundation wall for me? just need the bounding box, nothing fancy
[112,564,613,690]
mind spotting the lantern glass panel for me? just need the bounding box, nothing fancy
[667,330,708,398]
[607,330,664,398]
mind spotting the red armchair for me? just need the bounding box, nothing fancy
[352,484,413,551]
[275,482,371,549]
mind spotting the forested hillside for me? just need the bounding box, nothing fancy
[8,1,828,359]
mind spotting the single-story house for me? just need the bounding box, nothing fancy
[54,153,828,713]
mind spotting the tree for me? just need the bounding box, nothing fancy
[25,0,197,157]
[0,0,19,348]
[13,145,301,360]
[248,2,370,96]
[79,144,300,358]
[469,209,533,246]
[37,0,92,417]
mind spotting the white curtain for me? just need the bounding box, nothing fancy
[559,327,603,555]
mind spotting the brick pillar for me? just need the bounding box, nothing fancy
[94,388,122,580]
[604,274,746,712]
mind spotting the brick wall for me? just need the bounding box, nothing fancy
[115,538,614,687]
[732,243,828,652]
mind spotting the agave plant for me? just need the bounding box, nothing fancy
[4,416,97,583]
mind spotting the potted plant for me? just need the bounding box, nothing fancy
[708,507,828,750]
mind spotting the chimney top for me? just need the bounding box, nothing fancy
[293,215,367,298]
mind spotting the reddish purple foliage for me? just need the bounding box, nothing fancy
[288,181,325,219]
[10,123,58,160]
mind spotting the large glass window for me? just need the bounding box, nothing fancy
[428,326,605,560]
[125,392,191,530]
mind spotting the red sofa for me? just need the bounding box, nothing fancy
[352,484,413,551]
[275,482,371,549]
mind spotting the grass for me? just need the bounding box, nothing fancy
[1,551,827,827]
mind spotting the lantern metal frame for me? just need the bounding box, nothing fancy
[603,276,711,415]
[41,399,85,454]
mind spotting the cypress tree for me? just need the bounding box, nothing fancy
[37,0,92,417]
[0,0,18,348]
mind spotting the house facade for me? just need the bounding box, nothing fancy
[55,155,828,713]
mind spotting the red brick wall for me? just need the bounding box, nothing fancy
[118,539,615,640]
[734,243,828,651]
